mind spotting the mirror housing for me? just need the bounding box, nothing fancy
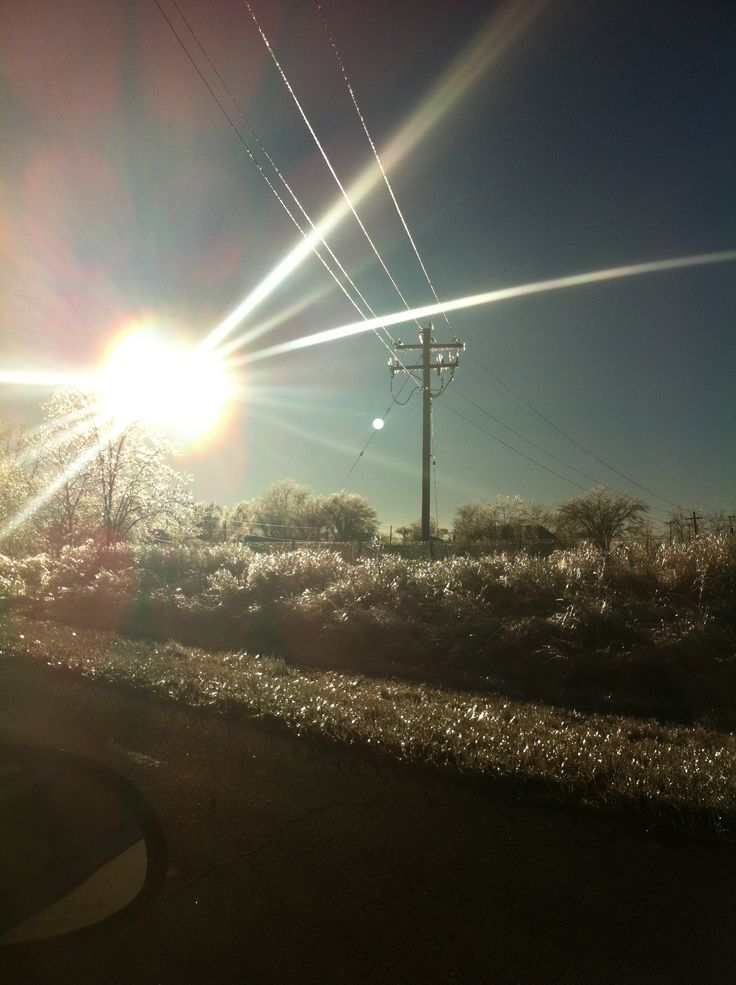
[0,745,166,945]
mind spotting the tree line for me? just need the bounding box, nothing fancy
[0,391,730,555]
[0,392,379,553]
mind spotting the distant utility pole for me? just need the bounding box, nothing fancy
[391,323,464,542]
[691,510,703,536]
[729,515,735,537]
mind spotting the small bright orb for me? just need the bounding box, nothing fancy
[99,325,233,440]
[372,417,385,430]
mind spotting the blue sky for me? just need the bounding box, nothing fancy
[1,0,734,530]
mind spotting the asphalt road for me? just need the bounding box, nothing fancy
[1,657,735,985]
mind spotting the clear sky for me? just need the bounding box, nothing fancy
[1,0,734,531]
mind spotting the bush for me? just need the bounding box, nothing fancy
[5,536,735,726]
[0,554,25,604]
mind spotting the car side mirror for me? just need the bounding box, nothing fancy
[0,745,166,945]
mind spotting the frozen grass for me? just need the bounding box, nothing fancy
[2,536,735,728]
[1,613,734,841]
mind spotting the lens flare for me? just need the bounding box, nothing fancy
[240,251,736,363]
[198,0,546,354]
[0,416,126,542]
[0,370,94,387]
[100,326,233,439]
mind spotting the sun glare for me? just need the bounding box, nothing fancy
[100,327,233,440]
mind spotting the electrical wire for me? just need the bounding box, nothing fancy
[312,0,471,519]
[312,0,690,519]
[440,401,596,494]
[167,0,670,522]
[158,0,424,495]
[451,385,672,521]
[313,0,452,332]
[429,369,456,400]
[243,0,423,331]
[470,357,684,511]
[160,0,678,525]
[154,3,362,322]
[440,399,672,521]
[391,376,421,406]
[343,377,416,482]
[171,1,399,349]
[168,0,455,498]
[156,0,420,380]
[452,386,622,489]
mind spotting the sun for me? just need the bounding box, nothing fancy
[99,326,234,440]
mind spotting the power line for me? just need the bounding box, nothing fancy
[161,0,402,353]
[391,375,421,406]
[440,399,672,520]
[453,386,635,494]
[243,0,422,330]
[159,0,428,500]
[162,0,684,524]
[343,377,416,482]
[471,357,684,511]
[157,0,421,382]
[171,0,395,349]
[440,400,594,494]
[309,11,708,519]
[453,385,672,520]
[312,0,676,519]
[313,0,452,332]
[154,3,362,324]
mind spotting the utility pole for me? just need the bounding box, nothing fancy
[690,510,703,537]
[728,515,735,537]
[391,323,464,541]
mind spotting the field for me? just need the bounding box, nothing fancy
[1,536,735,837]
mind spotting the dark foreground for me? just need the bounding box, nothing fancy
[1,658,734,985]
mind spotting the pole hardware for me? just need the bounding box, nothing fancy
[391,323,465,541]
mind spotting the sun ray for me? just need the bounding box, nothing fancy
[0,416,127,542]
[0,370,96,388]
[2,400,112,476]
[255,408,417,480]
[213,290,329,359]
[197,0,548,354]
[236,251,736,364]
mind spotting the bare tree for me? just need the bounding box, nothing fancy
[34,389,191,546]
[0,423,44,553]
[556,485,648,552]
[705,510,729,536]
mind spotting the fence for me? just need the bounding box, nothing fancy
[146,534,556,560]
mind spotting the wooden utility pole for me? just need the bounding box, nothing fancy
[690,510,703,536]
[391,324,464,542]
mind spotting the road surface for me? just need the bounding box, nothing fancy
[1,657,734,984]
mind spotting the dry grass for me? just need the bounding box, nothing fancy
[3,537,735,727]
[2,613,734,841]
